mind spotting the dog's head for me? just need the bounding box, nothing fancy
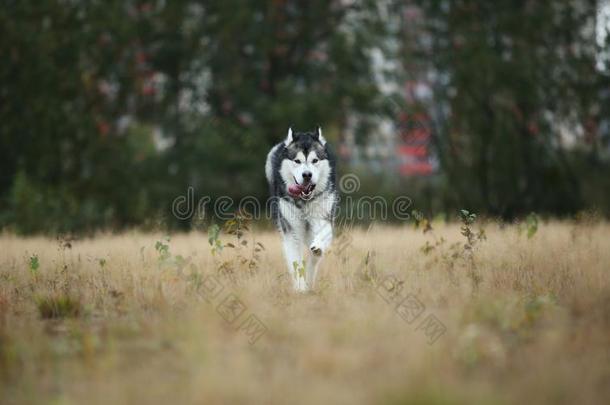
[280,127,331,199]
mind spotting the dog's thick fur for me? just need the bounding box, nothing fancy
[265,128,338,291]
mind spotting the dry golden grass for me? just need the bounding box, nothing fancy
[1,221,610,404]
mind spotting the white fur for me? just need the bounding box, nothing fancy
[284,127,293,146]
[278,199,308,291]
[317,127,327,145]
[280,150,329,190]
[278,192,336,292]
[265,144,281,183]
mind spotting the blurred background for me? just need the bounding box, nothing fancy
[1,0,609,234]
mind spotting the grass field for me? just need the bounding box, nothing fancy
[1,219,609,404]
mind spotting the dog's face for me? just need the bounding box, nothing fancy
[280,127,331,199]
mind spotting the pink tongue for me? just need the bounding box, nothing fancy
[288,184,303,197]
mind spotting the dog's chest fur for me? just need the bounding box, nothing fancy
[277,191,336,232]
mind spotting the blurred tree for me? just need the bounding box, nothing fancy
[1,0,608,233]
[164,1,391,207]
[412,0,607,218]
[0,0,391,233]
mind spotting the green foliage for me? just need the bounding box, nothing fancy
[153,236,190,275]
[415,209,487,290]
[292,261,306,281]
[155,237,171,262]
[208,224,222,254]
[517,212,540,239]
[458,210,486,290]
[412,0,608,218]
[412,209,433,233]
[459,210,477,226]
[0,1,608,233]
[207,214,265,282]
[525,213,539,239]
[0,1,391,234]
[459,210,486,250]
[36,295,81,319]
[28,255,40,276]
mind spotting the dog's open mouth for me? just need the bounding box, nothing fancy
[288,181,316,199]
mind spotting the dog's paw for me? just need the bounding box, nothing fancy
[309,244,323,256]
[310,228,332,257]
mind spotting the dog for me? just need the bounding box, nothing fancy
[265,127,338,292]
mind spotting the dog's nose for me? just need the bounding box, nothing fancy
[302,171,312,182]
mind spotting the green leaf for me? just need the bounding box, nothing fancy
[208,224,220,246]
[29,255,40,275]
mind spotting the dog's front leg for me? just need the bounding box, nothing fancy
[305,250,322,289]
[309,218,333,256]
[306,218,333,288]
[281,232,307,292]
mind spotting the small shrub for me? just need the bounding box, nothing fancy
[525,213,539,238]
[415,209,487,290]
[206,213,265,282]
[155,236,171,261]
[208,224,222,254]
[36,295,82,319]
[518,213,539,239]
[28,254,40,276]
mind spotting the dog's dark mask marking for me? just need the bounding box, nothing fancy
[285,131,328,160]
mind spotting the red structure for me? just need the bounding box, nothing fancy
[397,112,434,176]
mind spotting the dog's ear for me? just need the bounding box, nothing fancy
[315,126,327,146]
[284,127,294,146]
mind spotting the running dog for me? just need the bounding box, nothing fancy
[265,127,338,292]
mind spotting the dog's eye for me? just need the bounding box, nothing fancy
[312,159,319,164]
[294,159,301,164]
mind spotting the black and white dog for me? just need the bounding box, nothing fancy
[265,127,338,292]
